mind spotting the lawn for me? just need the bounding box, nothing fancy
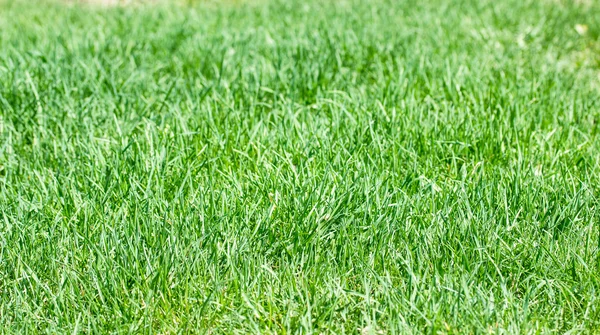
[1,0,600,333]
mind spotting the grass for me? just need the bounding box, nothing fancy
[1,0,600,333]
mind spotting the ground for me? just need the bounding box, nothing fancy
[1,0,600,333]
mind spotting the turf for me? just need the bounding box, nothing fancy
[1,0,600,333]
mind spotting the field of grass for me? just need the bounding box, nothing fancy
[1,0,600,333]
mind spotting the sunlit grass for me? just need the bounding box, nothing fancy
[1,0,600,333]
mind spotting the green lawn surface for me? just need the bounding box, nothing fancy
[1,0,600,333]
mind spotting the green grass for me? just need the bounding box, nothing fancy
[1,0,600,333]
